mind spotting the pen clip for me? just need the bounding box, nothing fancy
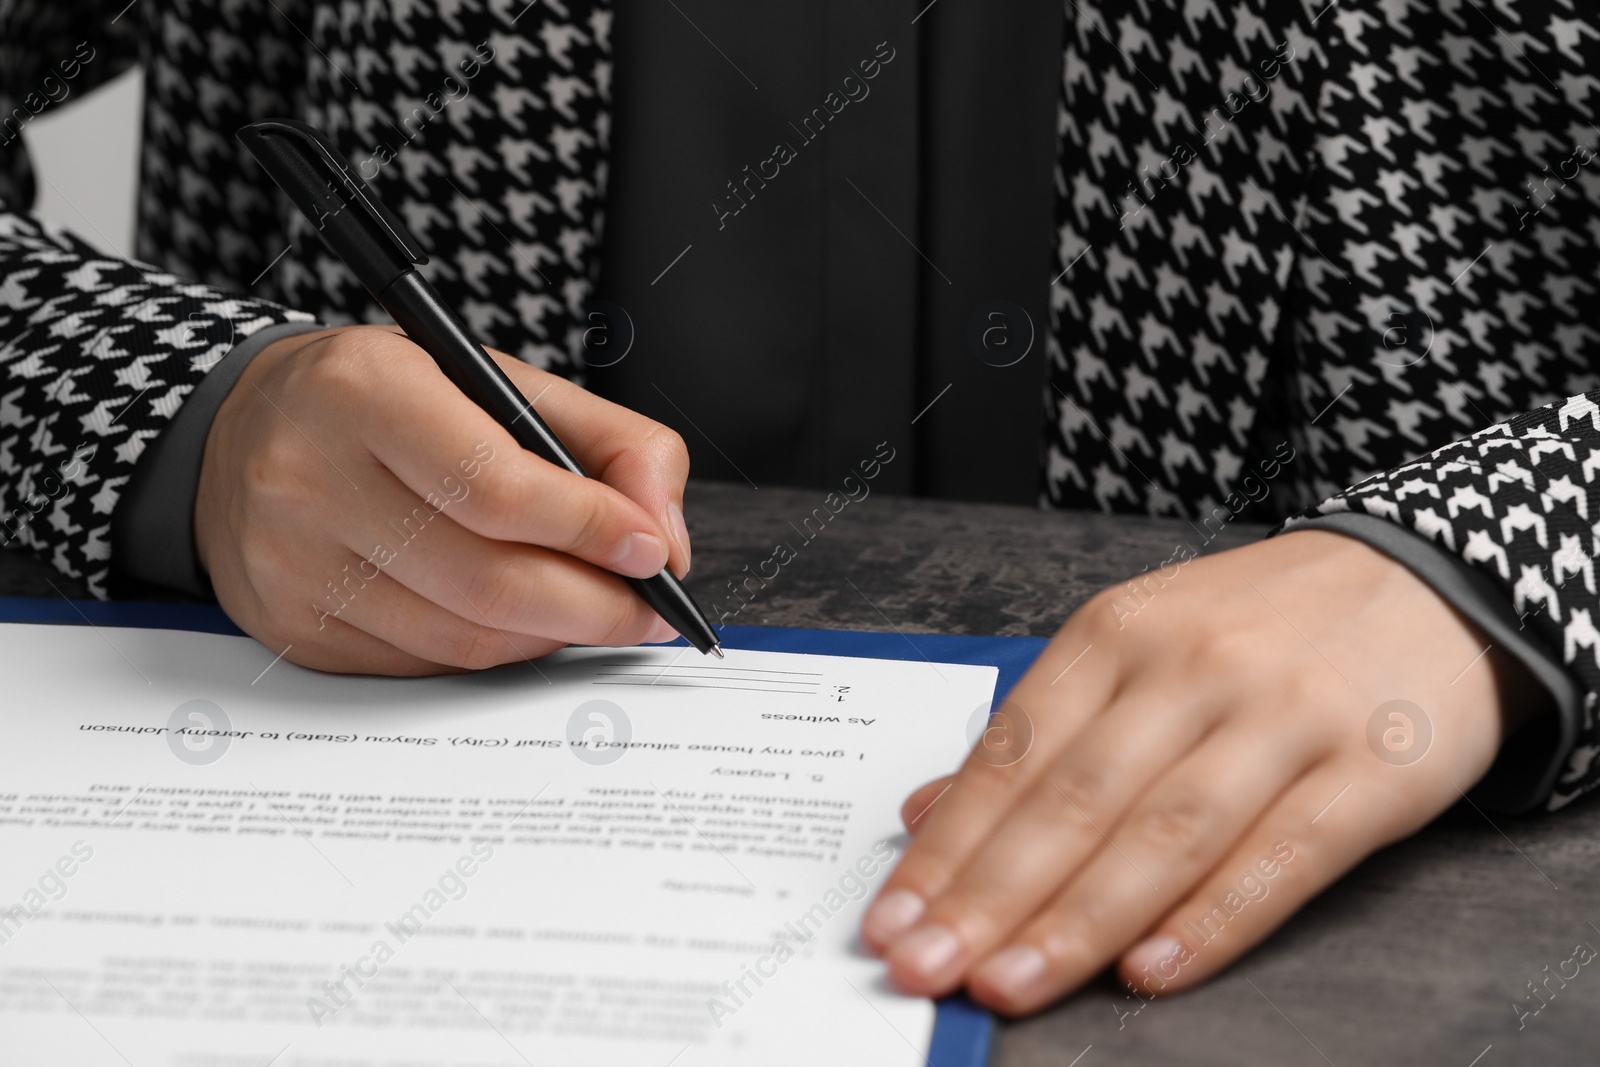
[237,119,429,291]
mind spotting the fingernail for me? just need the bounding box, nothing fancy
[667,502,692,575]
[611,532,667,578]
[974,945,1047,1001]
[645,616,679,644]
[863,889,925,948]
[1123,935,1185,981]
[893,925,962,978]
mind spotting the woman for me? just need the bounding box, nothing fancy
[1,0,1594,1016]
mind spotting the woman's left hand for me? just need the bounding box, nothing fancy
[860,529,1540,1013]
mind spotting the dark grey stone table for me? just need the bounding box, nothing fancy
[4,482,1595,1065]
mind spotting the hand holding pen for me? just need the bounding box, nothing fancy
[185,123,716,674]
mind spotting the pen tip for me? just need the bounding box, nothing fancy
[709,645,725,659]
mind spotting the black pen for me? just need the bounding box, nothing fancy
[238,118,722,657]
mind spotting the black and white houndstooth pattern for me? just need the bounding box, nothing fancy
[1285,398,1600,810]
[0,212,314,596]
[132,0,611,369]
[4,0,1600,806]
[1046,0,1600,515]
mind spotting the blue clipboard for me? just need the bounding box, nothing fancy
[0,595,1048,1067]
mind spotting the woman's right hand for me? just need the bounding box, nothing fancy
[195,325,693,675]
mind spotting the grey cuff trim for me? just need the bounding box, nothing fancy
[1283,512,1579,815]
[110,321,328,599]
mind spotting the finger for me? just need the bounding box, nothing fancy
[308,548,563,671]
[877,686,1221,970]
[344,333,673,579]
[491,351,694,576]
[900,776,956,834]
[861,630,1119,949]
[1112,761,1405,998]
[335,465,678,648]
[893,720,1312,1004]
[218,551,453,678]
[285,612,453,676]
[226,542,516,677]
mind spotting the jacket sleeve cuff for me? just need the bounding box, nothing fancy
[1278,511,1579,814]
[109,321,328,599]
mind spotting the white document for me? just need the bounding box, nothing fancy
[0,622,996,1067]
